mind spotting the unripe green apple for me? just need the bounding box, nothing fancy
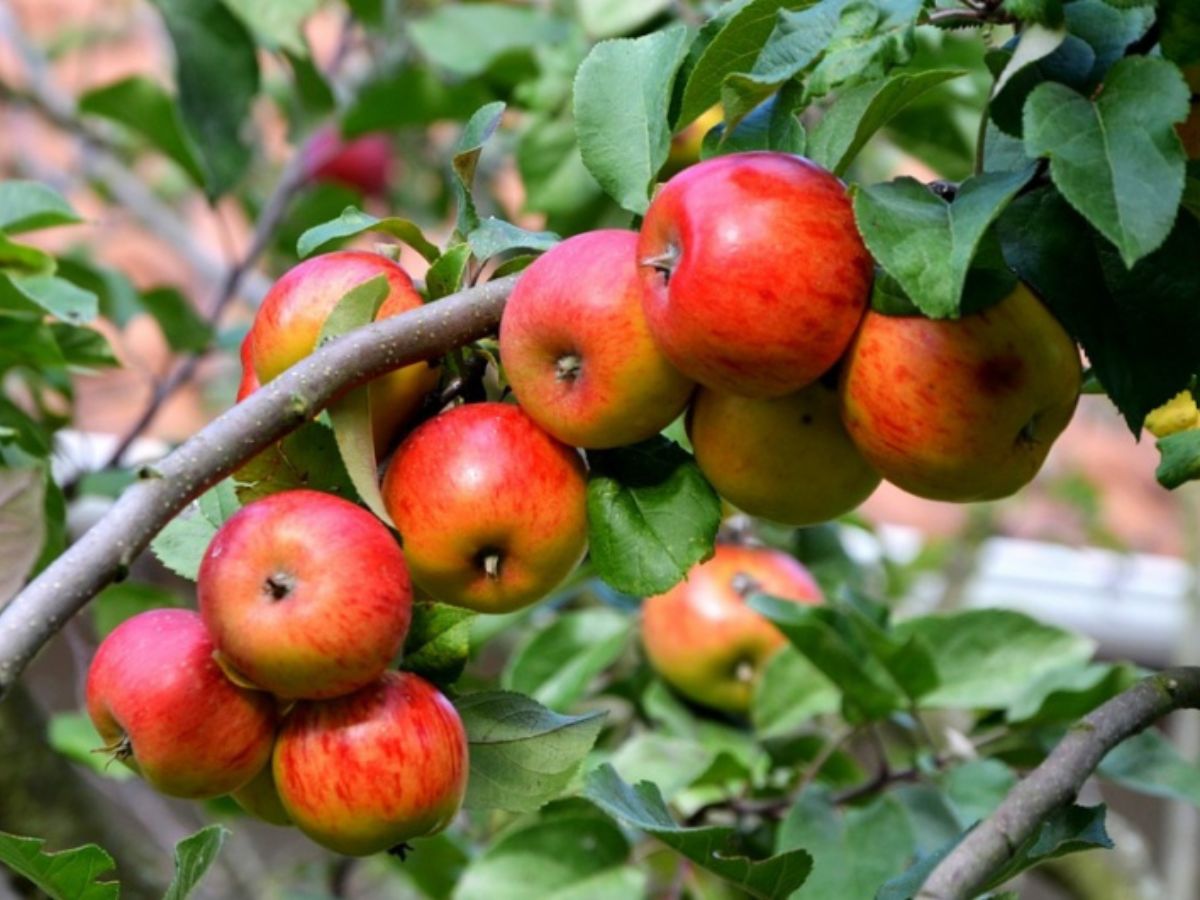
[86,609,276,799]
[232,759,293,826]
[641,544,822,714]
[246,251,439,456]
[198,489,412,700]
[381,402,588,613]
[638,152,873,397]
[839,282,1081,502]
[274,671,468,856]
[689,380,881,525]
[500,230,694,448]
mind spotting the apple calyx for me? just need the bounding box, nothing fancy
[477,549,503,581]
[730,571,762,598]
[263,572,296,601]
[555,354,583,383]
[388,842,415,861]
[733,659,756,684]
[94,734,133,766]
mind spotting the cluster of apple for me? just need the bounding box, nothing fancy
[86,490,467,856]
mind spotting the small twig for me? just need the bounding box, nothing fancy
[831,765,923,805]
[328,858,355,898]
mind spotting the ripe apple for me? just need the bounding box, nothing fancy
[381,402,588,613]
[274,671,468,856]
[303,125,393,196]
[499,230,694,448]
[246,250,440,456]
[689,380,881,525]
[641,544,822,714]
[232,759,293,826]
[663,104,725,176]
[198,489,413,700]
[86,608,276,799]
[839,282,1081,502]
[637,152,873,397]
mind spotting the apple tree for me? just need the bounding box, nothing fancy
[0,0,1199,898]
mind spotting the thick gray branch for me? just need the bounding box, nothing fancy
[0,275,517,696]
[919,666,1200,899]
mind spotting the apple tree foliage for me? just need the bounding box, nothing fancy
[1,0,1200,897]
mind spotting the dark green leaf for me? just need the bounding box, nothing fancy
[1099,729,1200,807]
[151,0,259,196]
[0,318,64,371]
[979,804,1111,893]
[803,0,924,99]
[150,480,240,581]
[92,582,182,639]
[1161,0,1200,68]
[753,646,840,737]
[0,235,53,273]
[424,244,472,301]
[1023,57,1191,268]
[1064,1,1154,83]
[0,467,46,605]
[574,25,691,214]
[78,76,207,186]
[50,323,117,368]
[163,826,228,900]
[233,420,358,504]
[1006,662,1139,726]
[451,102,507,237]
[382,832,468,900]
[0,181,82,234]
[700,87,807,158]
[503,608,631,710]
[401,601,475,685]
[0,832,117,900]
[584,764,813,898]
[467,218,559,261]
[140,287,212,353]
[296,206,440,262]
[585,436,721,596]
[988,28,1094,138]
[1156,430,1200,489]
[456,691,606,812]
[55,258,142,326]
[851,166,1034,318]
[409,5,569,77]
[341,65,494,136]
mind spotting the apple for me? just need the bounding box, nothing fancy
[689,380,881,525]
[274,670,468,856]
[839,282,1081,502]
[381,402,588,613]
[236,331,259,401]
[663,104,725,176]
[198,489,413,700]
[86,608,276,799]
[641,544,822,714]
[637,152,873,397]
[246,250,440,456]
[303,125,393,196]
[499,230,694,448]
[232,758,293,826]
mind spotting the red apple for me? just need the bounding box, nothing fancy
[198,489,412,699]
[641,544,822,713]
[274,671,468,856]
[246,251,440,456]
[839,282,1081,502]
[689,380,880,525]
[232,758,293,826]
[500,230,694,448]
[85,609,276,799]
[637,152,873,397]
[236,330,259,401]
[381,402,588,613]
[303,125,393,196]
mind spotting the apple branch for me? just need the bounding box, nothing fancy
[918,666,1200,899]
[0,274,519,698]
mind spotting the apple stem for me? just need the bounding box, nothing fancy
[555,354,582,382]
[730,572,762,598]
[640,244,680,281]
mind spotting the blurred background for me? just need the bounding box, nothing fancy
[0,1,1196,898]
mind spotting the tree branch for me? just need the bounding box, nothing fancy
[918,667,1200,899]
[0,274,518,697]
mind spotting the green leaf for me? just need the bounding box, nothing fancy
[0,235,54,274]
[778,791,914,899]
[424,244,472,301]
[92,582,182,639]
[467,218,559,261]
[937,758,1018,828]
[978,804,1112,893]
[383,832,468,900]
[47,712,134,780]
[0,832,118,900]
[316,275,394,525]
[232,420,358,504]
[341,64,494,136]
[574,25,691,214]
[804,0,923,99]
[163,826,228,900]
[1024,57,1191,268]
[997,187,1200,432]
[677,0,812,128]
[585,436,721,597]
[578,0,674,38]
[0,181,82,234]
[0,318,63,372]
[55,257,142,326]
[409,5,569,77]
[296,206,440,262]
[456,691,606,813]
[1006,662,1140,726]
[141,287,212,353]
[503,608,631,710]
[604,733,718,801]
[1156,430,1200,489]
[988,31,1094,138]
[51,322,117,369]
[1099,729,1200,807]
[78,76,207,187]
[851,166,1034,319]
[1065,1,1155,82]
[517,112,605,219]
[150,480,240,581]
[401,601,475,686]
[809,70,964,176]
[752,646,840,737]
[451,102,507,236]
[151,0,259,197]
[893,609,1095,710]
[0,467,45,605]
[8,274,98,325]
[584,764,813,898]
[700,86,807,158]
[221,0,321,55]
[455,802,641,900]
[1161,0,1200,68]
